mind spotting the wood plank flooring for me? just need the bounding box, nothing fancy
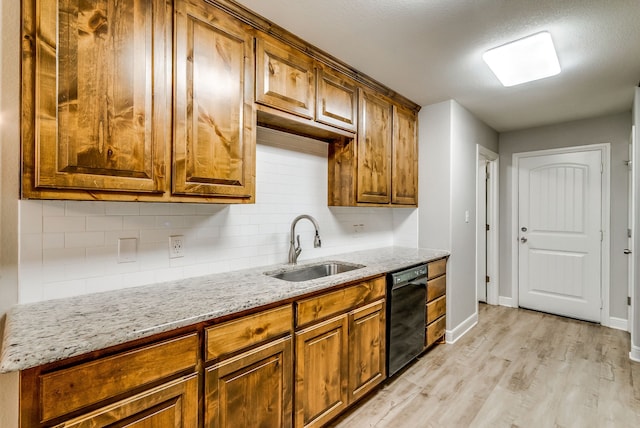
[330,304,640,428]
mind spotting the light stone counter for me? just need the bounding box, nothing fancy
[0,246,448,373]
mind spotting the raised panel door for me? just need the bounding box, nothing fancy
[173,0,255,198]
[316,67,357,132]
[205,336,293,428]
[348,300,386,403]
[256,36,315,119]
[57,375,198,428]
[357,88,392,204]
[392,105,418,205]
[26,0,167,194]
[295,315,348,428]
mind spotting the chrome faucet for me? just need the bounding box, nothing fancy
[288,214,321,264]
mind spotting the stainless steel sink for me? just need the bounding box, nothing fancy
[266,262,365,282]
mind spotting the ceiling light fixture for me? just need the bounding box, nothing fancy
[483,31,561,87]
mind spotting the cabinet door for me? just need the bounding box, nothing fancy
[392,105,418,205]
[58,375,198,427]
[256,36,315,119]
[295,315,348,428]
[348,300,386,403]
[26,0,168,194]
[316,67,358,132]
[173,0,255,198]
[205,336,293,428]
[357,88,392,204]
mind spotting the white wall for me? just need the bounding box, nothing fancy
[498,112,632,320]
[0,0,21,425]
[17,128,400,303]
[418,100,498,335]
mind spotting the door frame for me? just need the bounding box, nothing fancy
[511,144,611,325]
[476,145,499,305]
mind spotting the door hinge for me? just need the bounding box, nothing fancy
[601,162,604,173]
[486,224,490,231]
[486,275,490,283]
[600,230,603,242]
[629,296,632,306]
[628,228,632,238]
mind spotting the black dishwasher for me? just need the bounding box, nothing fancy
[386,264,428,377]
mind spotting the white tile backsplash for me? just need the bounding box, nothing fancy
[17,127,417,303]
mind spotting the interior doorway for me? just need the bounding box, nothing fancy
[512,144,610,323]
[476,145,499,305]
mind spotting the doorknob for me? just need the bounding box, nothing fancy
[520,237,528,243]
[521,226,528,232]
[624,249,632,254]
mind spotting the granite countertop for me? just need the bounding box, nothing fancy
[0,246,449,373]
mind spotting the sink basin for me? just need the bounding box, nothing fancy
[267,262,365,282]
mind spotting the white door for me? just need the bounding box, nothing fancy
[629,128,636,330]
[518,150,602,322]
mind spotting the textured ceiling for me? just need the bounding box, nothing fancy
[234,0,640,132]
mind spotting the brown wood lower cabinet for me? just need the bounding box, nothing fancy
[205,336,293,428]
[426,258,448,348]
[294,276,386,428]
[50,374,198,428]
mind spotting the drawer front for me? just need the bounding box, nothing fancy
[426,296,446,324]
[427,258,447,279]
[426,315,446,348]
[40,334,198,422]
[296,276,385,328]
[206,305,293,361]
[427,274,446,302]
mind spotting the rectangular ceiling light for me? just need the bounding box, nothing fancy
[483,31,561,87]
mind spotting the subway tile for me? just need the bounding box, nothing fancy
[43,233,65,250]
[42,200,66,216]
[105,202,141,216]
[123,216,157,230]
[86,216,124,231]
[20,200,43,234]
[43,216,86,233]
[42,279,86,300]
[65,201,106,216]
[65,231,105,248]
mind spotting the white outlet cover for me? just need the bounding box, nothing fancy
[118,238,137,263]
[169,235,185,258]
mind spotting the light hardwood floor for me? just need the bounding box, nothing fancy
[330,304,640,428]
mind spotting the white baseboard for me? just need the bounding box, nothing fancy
[607,317,629,332]
[498,296,515,308]
[445,310,478,344]
[630,344,640,363]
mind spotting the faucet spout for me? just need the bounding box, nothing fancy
[288,214,321,264]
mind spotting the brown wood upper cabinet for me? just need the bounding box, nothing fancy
[316,66,358,133]
[255,35,316,119]
[357,88,393,204]
[173,0,255,199]
[392,105,419,205]
[22,0,169,196]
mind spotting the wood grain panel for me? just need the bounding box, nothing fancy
[316,66,358,132]
[426,315,446,348]
[173,0,255,198]
[28,0,167,193]
[427,274,446,302]
[205,336,293,428]
[205,305,292,361]
[295,315,349,428]
[39,334,198,422]
[348,300,386,403]
[428,258,447,280]
[52,374,198,428]
[328,137,357,206]
[356,88,392,204]
[296,276,385,328]
[427,296,446,324]
[256,35,315,118]
[392,105,418,206]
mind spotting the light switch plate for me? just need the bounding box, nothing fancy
[118,238,137,263]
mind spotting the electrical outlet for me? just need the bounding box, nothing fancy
[169,235,185,258]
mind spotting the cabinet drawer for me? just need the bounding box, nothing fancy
[427,296,446,324]
[205,305,292,361]
[40,334,198,422]
[427,258,447,279]
[296,276,385,328]
[426,316,446,348]
[427,274,446,301]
